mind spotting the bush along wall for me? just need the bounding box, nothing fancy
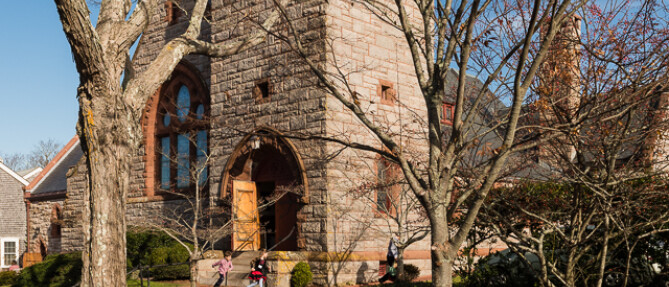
[0,271,19,286]
[127,229,191,280]
[12,229,192,286]
[13,252,82,287]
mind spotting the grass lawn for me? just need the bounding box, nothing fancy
[127,279,190,287]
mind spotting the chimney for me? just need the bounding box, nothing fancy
[538,14,582,117]
[534,14,582,167]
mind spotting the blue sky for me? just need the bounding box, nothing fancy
[0,3,100,155]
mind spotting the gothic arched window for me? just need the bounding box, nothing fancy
[154,65,209,192]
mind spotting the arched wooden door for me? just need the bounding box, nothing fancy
[223,128,308,251]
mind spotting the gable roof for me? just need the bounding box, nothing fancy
[0,161,30,186]
[25,136,83,195]
[18,167,43,182]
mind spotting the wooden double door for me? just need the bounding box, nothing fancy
[232,180,299,251]
[232,180,260,251]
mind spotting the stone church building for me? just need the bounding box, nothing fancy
[23,0,457,284]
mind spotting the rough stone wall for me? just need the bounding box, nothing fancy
[27,199,64,255]
[208,0,329,251]
[61,159,87,253]
[321,0,431,283]
[45,0,432,283]
[0,170,27,262]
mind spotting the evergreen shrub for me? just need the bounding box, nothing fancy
[13,252,82,287]
[0,271,18,286]
[291,262,313,287]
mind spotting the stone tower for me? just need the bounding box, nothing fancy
[535,14,582,167]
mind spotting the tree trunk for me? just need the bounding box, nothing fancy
[190,260,198,287]
[397,247,405,281]
[78,87,133,286]
[431,212,453,287]
[80,151,129,286]
[432,254,453,287]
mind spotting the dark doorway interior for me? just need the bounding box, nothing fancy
[251,145,301,251]
[256,181,276,249]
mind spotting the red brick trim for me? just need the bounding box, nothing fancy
[377,80,396,106]
[441,102,455,126]
[127,195,172,204]
[164,1,180,24]
[142,62,209,197]
[25,191,67,202]
[272,250,431,262]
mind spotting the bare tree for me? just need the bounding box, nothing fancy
[477,1,669,286]
[266,0,606,285]
[346,157,430,280]
[0,153,29,171]
[53,0,278,285]
[0,139,62,171]
[29,139,63,168]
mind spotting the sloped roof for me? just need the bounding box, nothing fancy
[0,161,30,186]
[17,167,43,182]
[25,136,83,195]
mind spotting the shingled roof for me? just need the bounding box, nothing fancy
[25,136,83,196]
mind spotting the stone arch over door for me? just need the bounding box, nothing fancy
[221,127,309,251]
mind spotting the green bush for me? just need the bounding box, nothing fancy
[0,271,18,286]
[402,264,420,282]
[150,264,191,281]
[291,262,313,287]
[127,228,192,281]
[13,252,82,287]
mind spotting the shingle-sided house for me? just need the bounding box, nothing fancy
[0,159,40,270]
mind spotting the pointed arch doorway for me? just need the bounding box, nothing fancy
[222,128,308,252]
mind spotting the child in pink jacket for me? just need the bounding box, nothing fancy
[213,251,233,287]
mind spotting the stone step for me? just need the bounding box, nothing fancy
[198,251,261,286]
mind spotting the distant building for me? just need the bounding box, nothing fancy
[0,157,40,270]
[24,136,84,262]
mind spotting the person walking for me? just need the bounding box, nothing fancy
[387,237,398,266]
[247,249,271,287]
[212,251,233,287]
[378,237,399,283]
[378,261,397,283]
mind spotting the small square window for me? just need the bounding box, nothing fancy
[441,103,454,125]
[377,80,396,105]
[253,79,272,104]
[165,1,180,25]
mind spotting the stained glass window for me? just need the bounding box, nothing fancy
[177,134,190,188]
[176,85,190,122]
[196,130,208,186]
[155,67,209,193]
[163,113,171,127]
[161,137,171,189]
[195,104,204,120]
